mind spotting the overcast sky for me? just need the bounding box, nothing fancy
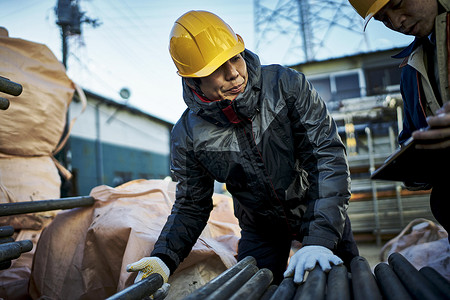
[1,0,413,124]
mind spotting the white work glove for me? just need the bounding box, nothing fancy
[126,257,170,284]
[283,245,343,283]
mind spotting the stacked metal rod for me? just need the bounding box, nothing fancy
[181,253,450,300]
[0,196,95,217]
[0,76,22,110]
[0,225,33,270]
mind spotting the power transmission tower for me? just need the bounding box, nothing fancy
[254,0,369,65]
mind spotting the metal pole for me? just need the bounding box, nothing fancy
[295,265,327,300]
[389,126,404,228]
[106,273,163,300]
[96,102,104,185]
[183,256,257,300]
[366,127,381,246]
[388,253,443,300]
[0,76,23,96]
[0,196,95,216]
[326,265,350,300]
[419,266,450,298]
[228,268,273,300]
[260,285,278,300]
[0,226,14,237]
[0,240,33,262]
[374,262,412,300]
[205,264,259,300]
[268,277,296,300]
[350,256,383,300]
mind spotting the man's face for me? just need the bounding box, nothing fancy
[199,53,248,101]
[374,0,438,38]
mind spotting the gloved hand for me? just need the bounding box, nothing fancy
[283,245,343,283]
[126,257,170,284]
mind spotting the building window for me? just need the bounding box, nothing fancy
[309,71,361,110]
[310,77,332,102]
[365,66,401,96]
[335,73,360,100]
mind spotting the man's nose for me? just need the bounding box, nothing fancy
[223,61,239,80]
[386,11,404,31]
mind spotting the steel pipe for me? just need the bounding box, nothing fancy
[388,252,444,300]
[0,260,11,270]
[183,256,257,300]
[0,97,9,110]
[0,237,14,245]
[0,240,33,262]
[0,76,22,96]
[0,196,95,216]
[106,273,163,300]
[205,264,259,300]
[350,256,382,300]
[374,262,412,300]
[269,277,296,300]
[0,225,14,237]
[295,265,327,300]
[228,268,273,300]
[419,266,450,298]
[326,264,350,300]
[260,285,278,300]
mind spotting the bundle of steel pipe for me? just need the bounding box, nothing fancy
[182,254,449,300]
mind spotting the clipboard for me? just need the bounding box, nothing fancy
[370,136,449,183]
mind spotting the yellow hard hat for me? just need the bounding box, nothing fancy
[169,10,245,78]
[349,0,390,30]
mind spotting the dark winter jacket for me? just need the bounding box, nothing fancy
[394,1,449,144]
[151,49,351,273]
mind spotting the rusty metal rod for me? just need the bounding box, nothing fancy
[350,256,383,300]
[106,273,163,300]
[205,264,259,300]
[269,277,296,300]
[419,266,450,299]
[228,268,273,300]
[182,256,257,300]
[0,240,33,262]
[0,196,95,216]
[374,262,412,300]
[0,225,14,237]
[388,252,444,300]
[0,76,22,96]
[295,265,327,300]
[0,97,9,110]
[326,264,350,300]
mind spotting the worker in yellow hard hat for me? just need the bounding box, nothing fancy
[349,0,450,238]
[127,10,359,288]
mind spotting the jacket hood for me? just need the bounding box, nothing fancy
[182,49,262,127]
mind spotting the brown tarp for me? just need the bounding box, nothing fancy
[29,179,241,299]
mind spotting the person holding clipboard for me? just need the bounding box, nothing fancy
[349,0,450,237]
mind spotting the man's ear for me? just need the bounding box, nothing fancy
[184,78,196,90]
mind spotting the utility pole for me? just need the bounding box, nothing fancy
[54,0,99,195]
